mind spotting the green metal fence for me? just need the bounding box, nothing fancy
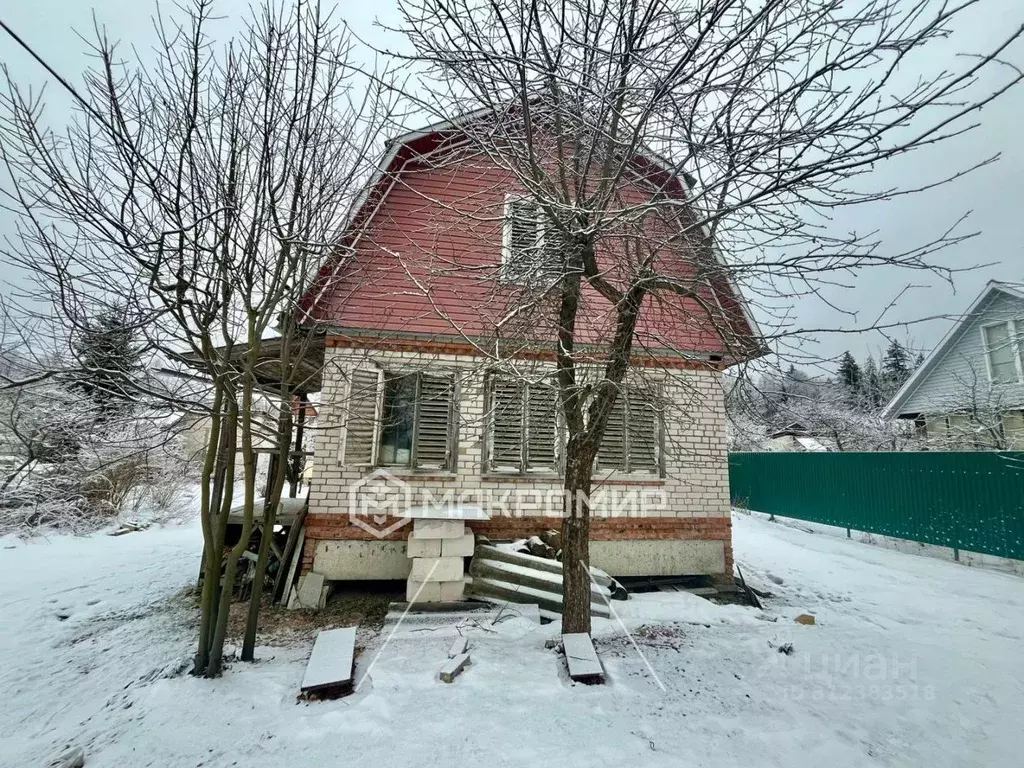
[728,452,1024,560]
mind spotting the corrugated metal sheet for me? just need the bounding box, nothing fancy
[729,452,1024,559]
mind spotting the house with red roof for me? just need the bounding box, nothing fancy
[296,113,763,586]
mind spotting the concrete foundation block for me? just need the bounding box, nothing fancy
[296,571,325,609]
[441,529,475,558]
[314,540,410,580]
[406,536,442,559]
[410,556,464,582]
[438,579,466,601]
[412,519,464,540]
[589,539,726,577]
[406,579,442,603]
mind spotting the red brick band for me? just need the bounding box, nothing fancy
[324,335,726,371]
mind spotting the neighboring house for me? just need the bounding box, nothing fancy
[297,114,762,583]
[767,423,831,452]
[882,281,1024,449]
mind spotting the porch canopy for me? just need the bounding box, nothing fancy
[177,331,326,394]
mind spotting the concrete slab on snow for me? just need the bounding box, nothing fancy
[300,626,357,695]
[562,633,604,684]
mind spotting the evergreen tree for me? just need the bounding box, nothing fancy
[862,356,882,408]
[914,352,925,369]
[881,339,912,397]
[837,351,862,398]
[71,309,142,417]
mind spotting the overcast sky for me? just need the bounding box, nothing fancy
[1,0,1022,372]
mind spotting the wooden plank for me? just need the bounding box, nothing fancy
[439,652,471,683]
[301,627,357,694]
[274,515,307,604]
[562,633,604,683]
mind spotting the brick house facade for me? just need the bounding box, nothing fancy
[298,116,761,581]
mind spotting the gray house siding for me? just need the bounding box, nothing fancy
[899,290,1024,416]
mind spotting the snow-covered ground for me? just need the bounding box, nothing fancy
[2,513,1023,768]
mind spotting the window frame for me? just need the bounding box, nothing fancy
[980,318,1024,385]
[342,368,457,472]
[376,373,418,468]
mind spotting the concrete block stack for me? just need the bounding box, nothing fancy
[405,519,475,602]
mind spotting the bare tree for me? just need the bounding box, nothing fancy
[0,1,393,674]
[383,0,1023,632]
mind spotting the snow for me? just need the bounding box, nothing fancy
[2,513,1023,767]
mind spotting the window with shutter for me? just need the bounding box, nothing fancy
[596,396,627,472]
[628,395,659,473]
[414,374,454,469]
[490,378,524,470]
[343,368,382,465]
[487,375,559,472]
[596,387,662,474]
[526,381,558,470]
[343,369,456,470]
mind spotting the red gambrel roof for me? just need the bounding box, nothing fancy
[300,114,764,365]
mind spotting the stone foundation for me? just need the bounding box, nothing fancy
[303,513,732,580]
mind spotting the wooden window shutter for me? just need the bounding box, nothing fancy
[597,394,627,471]
[525,382,558,470]
[414,373,454,470]
[627,392,659,473]
[490,376,524,470]
[343,368,382,465]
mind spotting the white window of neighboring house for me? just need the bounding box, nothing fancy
[1003,410,1024,450]
[486,375,560,473]
[981,319,1023,384]
[501,196,561,281]
[342,369,455,471]
[596,387,663,475]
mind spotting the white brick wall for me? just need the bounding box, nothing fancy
[307,346,730,520]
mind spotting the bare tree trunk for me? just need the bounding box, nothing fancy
[561,439,594,634]
[241,400,292,661]
[194,384,236,676]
